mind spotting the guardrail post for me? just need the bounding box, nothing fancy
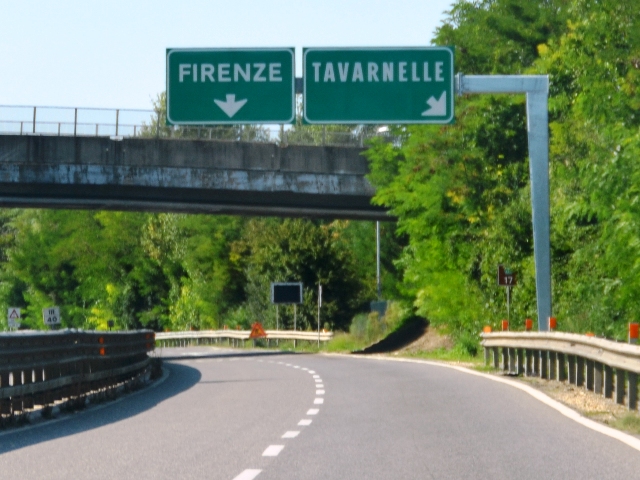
[549,351,557,380]
[484,347,490,366]
[586,359,595,390]
[604,365,613,398]
[629,373,638,410]
[501,347,509,371]
[539,351,548,379]
[576,357,585,386]
[557,353,566,381]
[616,369,625,405]
[516,349,524,376]
[568,355,576,384]
[594,362,604,395]
[525,349,533,376]
[492,347,499,369]
[508,348,516,373]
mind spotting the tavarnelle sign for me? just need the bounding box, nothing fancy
[166,46,454,125]
[303,47,454,124]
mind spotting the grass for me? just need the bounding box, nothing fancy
[610,413,640,435]
[401,346,483,365]
[325,332,369,353]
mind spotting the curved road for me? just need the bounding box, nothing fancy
[0,348,638,479]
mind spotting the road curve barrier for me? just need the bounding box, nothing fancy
[0,330,155,416]
[481,331,640,410]
[155,329,334,348]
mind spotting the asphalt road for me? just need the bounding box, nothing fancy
[0,347,638,479]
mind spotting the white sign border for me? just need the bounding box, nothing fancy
[303,46,455,125]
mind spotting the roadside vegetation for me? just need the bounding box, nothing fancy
[1,0,639,361]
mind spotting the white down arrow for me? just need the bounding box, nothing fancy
[214,94,248,118]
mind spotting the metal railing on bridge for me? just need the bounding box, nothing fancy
[0,104,398,147]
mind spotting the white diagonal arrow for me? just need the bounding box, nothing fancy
[421,92,447,117]
[214,94,248,118]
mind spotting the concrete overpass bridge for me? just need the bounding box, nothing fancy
[0,134,387,220]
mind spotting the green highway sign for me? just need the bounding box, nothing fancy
[166,48,295,124]
[303,47,454,124]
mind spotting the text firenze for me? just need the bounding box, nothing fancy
[178,63,284,83]
[311,61,446,83]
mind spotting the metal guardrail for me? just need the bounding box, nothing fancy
[155,329,334,348]
[0,330,155,415]
[0,104,395,147]
[481,331,640,410]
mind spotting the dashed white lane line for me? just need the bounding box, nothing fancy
[232,469,262,480]
[298,419,312,426]
[262,445,285,457]
[307,408,319,415]
[294,366,300,369]
[301,367,308,371]
[316,390,325,395]
[316,384,324,388]
[282,431,300,438]
[308,370,315,374]
[314,398,324,405]
[312,374,320,378]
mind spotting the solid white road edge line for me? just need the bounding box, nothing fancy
[343,353,640,453]
[262,445,285,457]
[232,469,262,480]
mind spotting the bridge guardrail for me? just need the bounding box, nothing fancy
[0,104,396,147]
[155,329,334,348]
[481,331,640,410]
[0,330,155,416]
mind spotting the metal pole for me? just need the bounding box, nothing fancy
[32,106,36,134]
[376,221,381,300]
[294,304,297,349]
[318,284,322,348]
[276,305,279,330]
[115,109,119,136]
[74,108,77,136]
[457,74,551,331]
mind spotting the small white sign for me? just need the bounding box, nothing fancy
[43,306,61,325]
[7,307,20,329]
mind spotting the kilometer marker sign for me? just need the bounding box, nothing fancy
[303,47,454,124]
[166,48,295,125]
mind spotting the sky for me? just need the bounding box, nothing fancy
[0,0,454,110]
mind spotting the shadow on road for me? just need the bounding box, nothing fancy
[0,362,200,454]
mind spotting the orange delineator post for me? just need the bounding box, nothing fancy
[629,323,639,344]
[501,320,509,331]
[525,318,533,331]
[549,317,557,330]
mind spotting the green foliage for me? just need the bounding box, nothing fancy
[366,0,640,346]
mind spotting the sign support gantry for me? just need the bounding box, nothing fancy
[457,74,551,331]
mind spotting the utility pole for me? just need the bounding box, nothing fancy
[376,221,381,300]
